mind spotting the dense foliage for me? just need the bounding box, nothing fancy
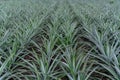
[0,0,120,80]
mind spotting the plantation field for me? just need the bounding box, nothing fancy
[1,0,120,80]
